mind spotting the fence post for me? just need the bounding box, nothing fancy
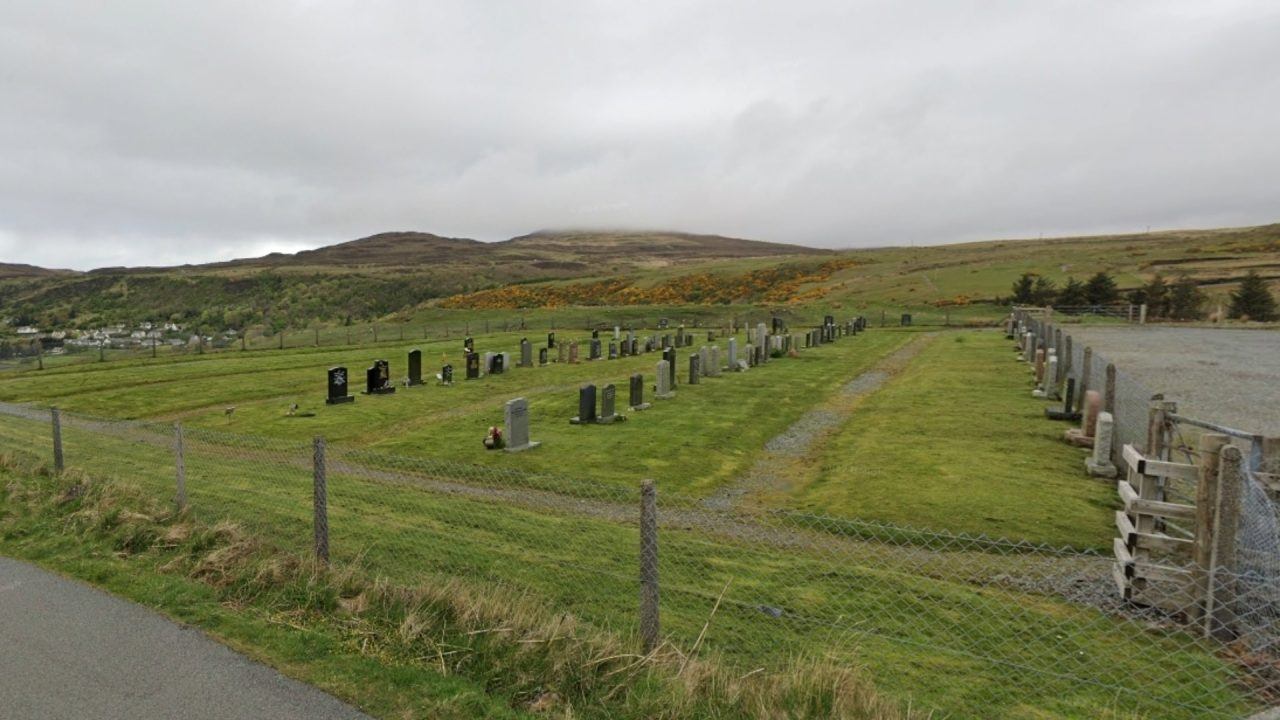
[174,422,187,510]
[1190,433,1229,624]
[50,407,64,473]
[1206,445,1244,640]
[1077,347,1093,412]
[1139,304,1148,325]
[1104,363,1117,416]
[639,479,660,653]
[313,437,329,565]
[1147,397,1175,461]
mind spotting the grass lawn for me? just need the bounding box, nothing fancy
[0,415,1257,719]
[794,329,1116,550]
[0,328,912,494]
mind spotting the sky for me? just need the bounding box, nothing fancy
[2,1,1278,270]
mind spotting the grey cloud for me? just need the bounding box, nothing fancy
[1,0,1278,269]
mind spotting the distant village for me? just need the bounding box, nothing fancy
[0,319,240,356]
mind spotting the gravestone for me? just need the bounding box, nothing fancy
[727,337,738,369]
[630,338,638,355]
[662,334,672,349]
[501,351,512,370]
[614,326,621,341]
[504,397,541,452]
[609,341,618,360]
[901,314,912,326]
[1065,390,1102,447]
[658,318,669,329]
[465,352,480,379]
[619,338,628,357]
[364,360,395,394]
[708,346,721,377]
[1034,349,1046,385]
[629,373,650,410]
[698,346,710,377]
[491,352,505,375]
[547,332,556,348]
[568,341,580,364]
[440,363,454,384]
[520,339,532,367]
[674,333,683,349]
[655,361,675,399]
[688,353,700,384]
[407,349,423,386]
[662,347,677,386]
[1085,411,1118,477]
[570,384,598,424]
[591,329,599,339]
[557,342,566,363]
[756,323,768,363]
[772,316,783,334]
[326,366,354,404]
[464,336,474,352]
[539,347,548,366]
[590,338,602,360]
[598,384,625,423]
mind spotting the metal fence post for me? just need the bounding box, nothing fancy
[1104,363,1117,416]
[174,422,187,510]
[639,479,660,653]
[50,407,64,473]
[313,437,329,564]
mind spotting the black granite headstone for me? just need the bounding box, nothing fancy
[571,384,597,424]
[407,349,423,386]
[465,352,480,379]
[326,366,354,404]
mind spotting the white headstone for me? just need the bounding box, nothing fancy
[1085,411,1117,477]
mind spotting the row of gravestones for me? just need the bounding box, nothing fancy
[323,316,868,407]
[564,315,870,426]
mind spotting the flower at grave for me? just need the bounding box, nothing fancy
[482,425,505,450]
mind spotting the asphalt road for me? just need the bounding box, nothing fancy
[0,557,371,720]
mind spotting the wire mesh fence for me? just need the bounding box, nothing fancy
[1,399,1278,718]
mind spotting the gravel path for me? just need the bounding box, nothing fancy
[1065,326,1280,435]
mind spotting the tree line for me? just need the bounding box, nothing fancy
[1008,270,1276,321]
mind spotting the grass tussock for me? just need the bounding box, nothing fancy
[0,452,923,720]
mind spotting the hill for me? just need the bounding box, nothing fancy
[0,229,824,332]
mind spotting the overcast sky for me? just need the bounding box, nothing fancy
[2,1,1278,270]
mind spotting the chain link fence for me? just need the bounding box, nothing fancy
[1,399,1278,718]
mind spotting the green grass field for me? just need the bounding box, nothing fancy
[794,331,1116,550]
[0,321,1265,718]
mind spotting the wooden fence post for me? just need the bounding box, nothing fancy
[639,479,660,653]
[1206,445,1244,640]
[313,437,329,564]
[174,422,187,510]
[50,407,64,473]
[1147,398,1175,461]
[1190,433,1229,623]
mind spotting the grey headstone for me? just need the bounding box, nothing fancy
[504,397,540,452]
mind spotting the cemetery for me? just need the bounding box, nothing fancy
[0,308,1275,719]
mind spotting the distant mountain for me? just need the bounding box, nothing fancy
[202,229,823,270]
[0,262,76,280]
[0,229,824,331]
